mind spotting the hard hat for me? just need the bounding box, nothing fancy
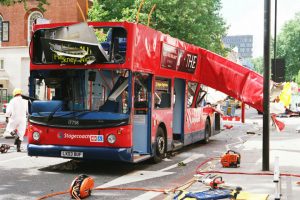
[13,88,22,96]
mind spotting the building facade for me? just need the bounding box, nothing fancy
[0,0,89,102]
[222,35,254,69]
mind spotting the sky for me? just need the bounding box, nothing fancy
[220,0,300,58]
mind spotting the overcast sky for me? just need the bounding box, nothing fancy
[220,0,300,58]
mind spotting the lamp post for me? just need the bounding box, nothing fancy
[273,0,278,77]
[263,0,271,171]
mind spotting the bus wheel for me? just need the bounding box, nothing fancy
[152,127,166,163]
[203,120,211,144]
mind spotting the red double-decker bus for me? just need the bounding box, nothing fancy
[27,21,252,163]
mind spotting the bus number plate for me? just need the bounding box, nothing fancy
[61,151,83,158]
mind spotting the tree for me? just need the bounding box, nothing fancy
[252,56,263,75]
[0,0,48,12]
[89,0,228,55]
[277,12,300,82]
[295,70,300,85]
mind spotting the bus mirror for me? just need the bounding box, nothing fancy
[88,71,96,82]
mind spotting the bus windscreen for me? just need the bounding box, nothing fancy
[29,69,130,128]
[31,23,127,65]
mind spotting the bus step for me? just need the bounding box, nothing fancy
[133,153,151,163]
[172,140,184,150]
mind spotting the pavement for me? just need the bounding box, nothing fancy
[166,109,300,200]
[0,112,6,135]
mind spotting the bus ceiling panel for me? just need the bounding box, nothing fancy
[51,23,99,44]
[40,38,109,63]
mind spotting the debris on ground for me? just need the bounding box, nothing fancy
[223,124,233,129]
[178,162,187,167]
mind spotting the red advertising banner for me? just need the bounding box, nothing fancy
[161,43,198,74]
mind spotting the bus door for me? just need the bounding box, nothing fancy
[184,82,202,145]
[132,73,152,160]
[172,78,185,148]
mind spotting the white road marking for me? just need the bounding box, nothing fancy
[98,153,204,189]
[159,153,204,172]
[131,191,161,200]
[98,171,174,188]
[126,153,204,200]
[225,136,243,150]
[0,155,28,163]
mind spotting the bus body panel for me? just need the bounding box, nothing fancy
[184,107,206,145]
[151,109,173,151]
[31,21,263,113]
[28,21,264,162]
[28,123,133,148]
[28,144,132,162]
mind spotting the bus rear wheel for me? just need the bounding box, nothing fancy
[152,127,166,163]
[203,120,211,144]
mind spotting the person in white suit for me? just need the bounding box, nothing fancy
[4,88,28,152]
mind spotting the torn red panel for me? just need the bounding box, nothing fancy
[198,49,263,112]
[271,114,285,132]
[224,124,234,129]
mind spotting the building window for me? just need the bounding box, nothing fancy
[27,11,43,44]
[0,59,4,70]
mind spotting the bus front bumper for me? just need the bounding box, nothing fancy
[27,144,133,162]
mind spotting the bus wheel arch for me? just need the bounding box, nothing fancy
[152,124,167,163]
[203,117,211,144]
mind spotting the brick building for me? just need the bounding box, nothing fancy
[0,0,89,103]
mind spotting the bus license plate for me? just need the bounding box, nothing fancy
[61,151,83,158]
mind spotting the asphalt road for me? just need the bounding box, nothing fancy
[0,108,297,200]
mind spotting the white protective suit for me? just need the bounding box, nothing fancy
[4,96,28,141]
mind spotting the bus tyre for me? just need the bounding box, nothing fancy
[152,127,166,163]
[203,120,211,144]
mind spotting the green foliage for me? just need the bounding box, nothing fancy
[88,0,228,55]
[0,0,49,12]
[277,12,300,81]
[295,70,300,85]
[252,56,263,75]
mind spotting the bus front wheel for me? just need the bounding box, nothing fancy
[152,127,166,163]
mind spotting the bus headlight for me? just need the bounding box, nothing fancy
[32,131,40,141]
[107,134,116,144]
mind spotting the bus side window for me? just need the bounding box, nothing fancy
[134,73,150,114]
[154,78,171,109]
[196,88,207,108]
[159,93,171,108]
[187,82,198,108]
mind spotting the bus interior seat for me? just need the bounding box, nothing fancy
[99,100,119,113]
[100,28,127,61]
[112,37,124,62]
